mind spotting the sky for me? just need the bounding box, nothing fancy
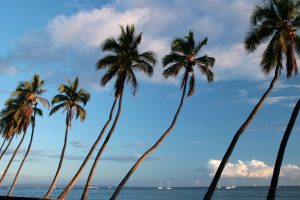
[0,0,299,188]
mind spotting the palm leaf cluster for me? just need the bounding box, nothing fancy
[163,31,215,97]
[0,74,48,139]
[245,0,300,77]
[97,25,156,96]
[50,77,90,127]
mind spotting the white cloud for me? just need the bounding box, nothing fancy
[46,7,150,49]
[265,96,299,105]
[208,159,300,179]
[208,43,266,81]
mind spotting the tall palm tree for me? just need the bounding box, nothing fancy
[0,97,32,185]
[110,31,215,200]
[79,24,156,200]
[57,24,156,200]
[7,74,49,195]
[204,1,300,199]
[44,77,90,198]
[267,99,300,200]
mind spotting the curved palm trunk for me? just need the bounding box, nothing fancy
[81,91,123,200]
[267,99,300,200]
[0,140,6,153]
[43,118,70,198]
[57,97,118,200]
[0,137,13,161]
[8,104,38,196]
[110,80,187,200]
[0,131,27,185]
[203,65,280,200]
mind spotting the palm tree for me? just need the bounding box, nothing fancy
[7,74,49,195]
[44,77,90,198]
[267,99,300,200]
[110,30,215,200]
[0,96,32,185]
[204,1,300,199]
[57,24,156,200]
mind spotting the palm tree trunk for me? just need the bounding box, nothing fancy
[57,97,118,200]
[0,137,13,161]
[0,131,27,185]
[43,116,70,198]
[0,140,6,154]
[266,99,300,200]
[110,79,187,200]
[81,91,124,200]
[7,103,38,196]
[203,65,281,200]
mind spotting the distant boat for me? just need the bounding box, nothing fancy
[166,180,172,190]
[108,186,112,189]
[225,185,236,189]
[157,181,163,190]
[217,186,221,189]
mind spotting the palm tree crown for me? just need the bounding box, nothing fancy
[96,24,157,97]
[245,0,300,78]
[0,74,48,138]
[0,97,31,139]
[49,77,90,127]
[163,31,215,97]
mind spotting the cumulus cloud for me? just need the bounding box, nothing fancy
[208,159,300,179]
[46,7,150,49]
[207,43,266,81]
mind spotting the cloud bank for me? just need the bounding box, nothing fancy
[1,0,273,89]
[208,159,300,179]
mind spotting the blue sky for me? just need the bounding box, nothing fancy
[0,0,299,188]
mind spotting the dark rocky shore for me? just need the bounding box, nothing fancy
[0,197,52,200]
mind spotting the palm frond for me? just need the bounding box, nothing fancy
[75,105,87,122]
[286,44,298,78]
[49,103,66,116]
[127,68,138,95]
[51,94,69,105]
[96,55,119,70]
[187,73,195,97]
[163,63,184,78]
[37,97,50,109]
[100,65,119,87]
[102,38,120,52]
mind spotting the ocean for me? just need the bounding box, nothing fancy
[0,186,299,199]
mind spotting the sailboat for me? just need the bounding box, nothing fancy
[157,181,163,190]
[166,180,172,190]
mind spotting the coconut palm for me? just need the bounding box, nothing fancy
[267,99,300,200]
[0,96,32,185]
[110,30,215,200]
[44,77,90,198]
[204,1,300,199]
[7,74,49,195]
[57,24,156,200]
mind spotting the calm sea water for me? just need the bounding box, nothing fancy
[0,186,299,199]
